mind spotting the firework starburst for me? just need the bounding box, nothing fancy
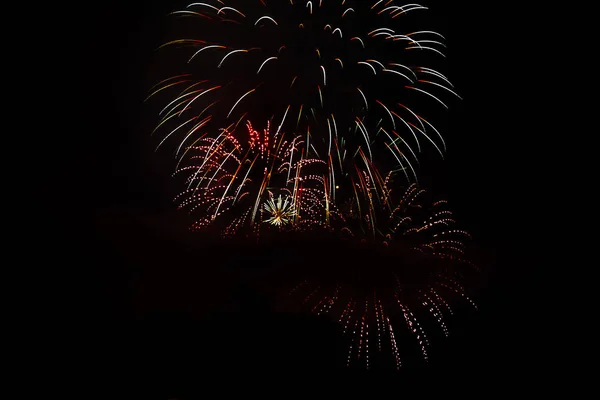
[264,194,297,227]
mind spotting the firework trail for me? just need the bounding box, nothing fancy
[146,0,461,234]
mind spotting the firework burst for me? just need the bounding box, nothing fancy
[143,2,479,369]
[264,194,297,227]
[277,184,478,369]
[172,119,335,238]
[146,0,461,230]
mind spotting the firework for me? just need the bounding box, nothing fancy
[277,184,478,369]
[143,2,479,368]
[172,119,334,238]
[264,195,297,227]
[146,0,460,231]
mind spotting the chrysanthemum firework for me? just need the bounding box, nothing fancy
[146,0,461,229]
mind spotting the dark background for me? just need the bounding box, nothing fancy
[47,0,548,393]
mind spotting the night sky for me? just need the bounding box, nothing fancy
[53,0,549,392]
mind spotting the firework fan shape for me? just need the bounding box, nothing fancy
[146,0,461,234]
[276,184,479,369]
[172,119,335,238]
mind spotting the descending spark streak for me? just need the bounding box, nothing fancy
[251,172,270,224]
[405,86,449,109]
[417,67,454,87]
[406,45,445,57]
[175,130,211,171]
[213,152,247,218]
[392,5,429,18]
[327,118,332,158]
[183,86,221,113]
[342,8,355,17]
[331,114,338,140]
[217,7,246,18]
[366,59,385,69]
[297,104,304,128]
[371,0,385,9]
[350,37,365,48]
[390,34,420,46]
[227,88,256,118]
[368,27,394,35]
[407,30,446,39]
[218,49,248,68]
[255,16,278,26]
[176,116,211,156]
[329,154,336,201]
[388,127,419,165]
[155,116,197,151]
[379,6,403,15]
[186,3,219,12]
[357,87,368,110]
[286,138,296,183]
[275,104,291,137]
[418,80,462,99]
[169,11,211,19]
[257,57,278,74]
[173,80,209,100]
[408,122,444,159]
[334,138,343,171]
[188,45,226,63]
[397,103,426,133]
[148,73,192,91]
[384,141,412,182]
[145,79,190,102]
[318,86,323,107]
[391,110,419,154]
[376,100,396,130]
[388,63,418,80]
[233,154,259,203]
[158,89,202,116]
[382,69,413,83]
[205,147,237,190]
[358,61,377,75]
[355,118,373,160]
[418,115,446,151]
[414,39,446,48]
[371,32,393,38]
